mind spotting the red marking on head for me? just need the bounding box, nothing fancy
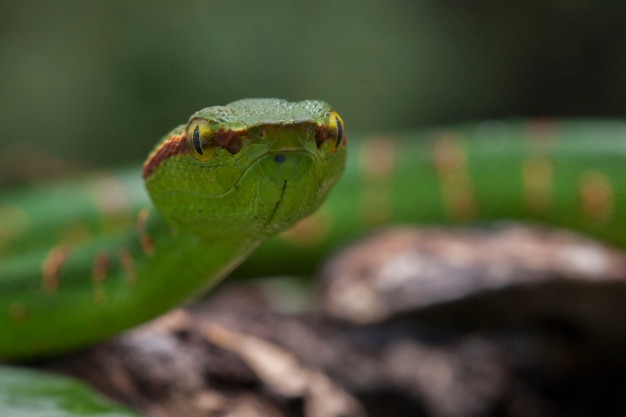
[213,130,234,146]
[142,133,188,180]
[315,124,334,148]
[214,129,245,154]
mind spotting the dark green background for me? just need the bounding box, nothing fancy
[1,1,625,178]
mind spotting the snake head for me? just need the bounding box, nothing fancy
[143,99,347,239]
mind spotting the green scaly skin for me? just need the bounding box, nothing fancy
[0,98,347,359]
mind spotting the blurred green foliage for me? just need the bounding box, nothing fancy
[0,367,141,417]
[1,0,625,171]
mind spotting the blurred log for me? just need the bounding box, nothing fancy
[40,225,626,417]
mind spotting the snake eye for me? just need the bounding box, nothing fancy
[331,111,345,147]
[324,111,346,153]
[186,119,217,162]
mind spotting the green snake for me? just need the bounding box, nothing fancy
[3,99,626,415]
[0,99,346,360]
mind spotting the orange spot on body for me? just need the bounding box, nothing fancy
[522,156,553,213]
[41,246,69,293]
[520,122,562,215]
[359,137,395,225]
[119,249,136,283]
[136,209,154,255]
[92,252,110,284]
[432,134,476,220]
[580,172,614,223]
[142,133,187,180]
[91,252,109,304]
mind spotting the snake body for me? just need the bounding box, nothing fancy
[0,99,346,359]
[241,120,626,277]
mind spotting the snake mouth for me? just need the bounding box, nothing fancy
[264,179,288,227]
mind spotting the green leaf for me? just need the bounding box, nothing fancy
[0,366,143,417]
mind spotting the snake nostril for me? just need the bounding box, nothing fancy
[274,154,286,163]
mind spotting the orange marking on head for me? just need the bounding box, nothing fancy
[358,137,396,225]
[214,129,246,155]
[522,156,553,213]
[119,249,136,283]
[142,133,187,180]
[41,246,69,293]
[432,133,476,220]
[9,302,27,322]
[92,252,110,284]
[580,171,614,223]
[279,208,332,247]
